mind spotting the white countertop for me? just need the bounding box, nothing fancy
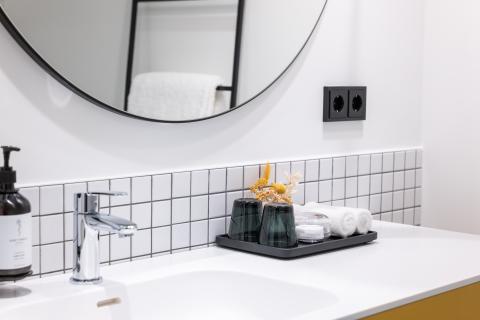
[2,221,480,319]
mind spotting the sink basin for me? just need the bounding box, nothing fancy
[0,269,337,320]
[126,271,337,320]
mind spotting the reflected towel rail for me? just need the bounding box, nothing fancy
[124,0,244,112]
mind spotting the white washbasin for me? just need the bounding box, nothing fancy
[0,254,337,320]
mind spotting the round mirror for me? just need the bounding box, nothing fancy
[0,0,327,122]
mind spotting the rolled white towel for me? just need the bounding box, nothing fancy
[301,203,356,238]
[305,202,372,235]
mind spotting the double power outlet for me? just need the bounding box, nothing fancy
[323,86,367,122]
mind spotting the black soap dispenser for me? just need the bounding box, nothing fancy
[0,146,32,277]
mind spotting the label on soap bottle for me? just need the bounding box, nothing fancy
[0,213,32,269]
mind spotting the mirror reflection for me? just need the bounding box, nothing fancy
[1,0,327,121]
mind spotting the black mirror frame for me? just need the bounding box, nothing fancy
[0,1,328,123]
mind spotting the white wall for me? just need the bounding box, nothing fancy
[422,0,480,234]
[0,0,424,186]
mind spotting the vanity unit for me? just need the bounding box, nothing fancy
[1,221,479,320]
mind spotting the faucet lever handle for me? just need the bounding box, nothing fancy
[74,191,128,214]
[87,191,128,197]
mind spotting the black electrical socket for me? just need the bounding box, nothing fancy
[323,87,348,122]
[348,87,367,120]
[323,86,367,122]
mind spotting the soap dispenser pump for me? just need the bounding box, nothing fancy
[0,146,32,277]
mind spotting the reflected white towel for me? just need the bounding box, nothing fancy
[305,202,372,235]
[128,72,228,121]
[298,203,356,238]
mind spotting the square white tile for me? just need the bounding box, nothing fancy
[132,176,151,204]
[152,226,171,253]
[345,177,358,198]
[110,235,131,261]
[372,214,381,221]
[404,189,415,208]
[393,191,404,210]
[191,170,208,196]
[305,160,319,182]
[358,175,370,196]
[318,180,332,202]
[40,243,64,273]
[227,167,243,191]
[191,195,208,221]
[152,174,171,201]
[370,174,382,194]
[243,165,260,188]
[172,172,190,198]
[32,246,40,275]
[381,212,393,222]
[110,178,131,206]
[209,218,226,243]
[319,158,333,180]
[381,192,393,212]
[369,194,381,214]
[416,169,423,187]
[405,150,416,169]
[276,162,291,184]
[357,196,369,209]
[404,170,416,189]
[40,214,64,244]
[64,212,73,241]
[172,223,190,249]
[382,173,393,192]
[152,200,171,227]
[209,193,226,218]
[415,188,422,206]
[382,153,394,172]
[172,198,190,224]
[404,208,415,225]
[20,187,39,216]
[32,216,40,246]
[40,185,63,215]
[332,199,345,207]
[291,161,305,182]
[393,171,405,191]
[333,157,346,179]
[210,169,226,193]
[346,156,358,177]
[191,220,208,246]
[370,154,383,174]
[345,197,357,208]
[392,210,404,224]
[414,207,422,225]
[394,151,405,171]
[132,203,151,229]
[358,154,371,175]
[305,182,319,203]
[64,241,73,270]
[132,229,151,257]
[332,179,345,201]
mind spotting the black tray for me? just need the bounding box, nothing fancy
[216,231,377,259]
[0,270,33,283]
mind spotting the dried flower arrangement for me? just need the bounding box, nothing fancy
[249,163,302,204]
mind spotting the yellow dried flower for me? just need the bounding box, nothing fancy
[262,162,271,182]
[271,183,287,194]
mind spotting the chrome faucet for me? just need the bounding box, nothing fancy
[70,192,137,284]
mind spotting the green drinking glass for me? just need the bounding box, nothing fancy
[259,203,298,248]
[228,198,262,242]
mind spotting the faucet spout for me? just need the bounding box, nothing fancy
[86,214,137,237]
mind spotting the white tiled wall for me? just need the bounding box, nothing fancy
[20,148,422,278]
